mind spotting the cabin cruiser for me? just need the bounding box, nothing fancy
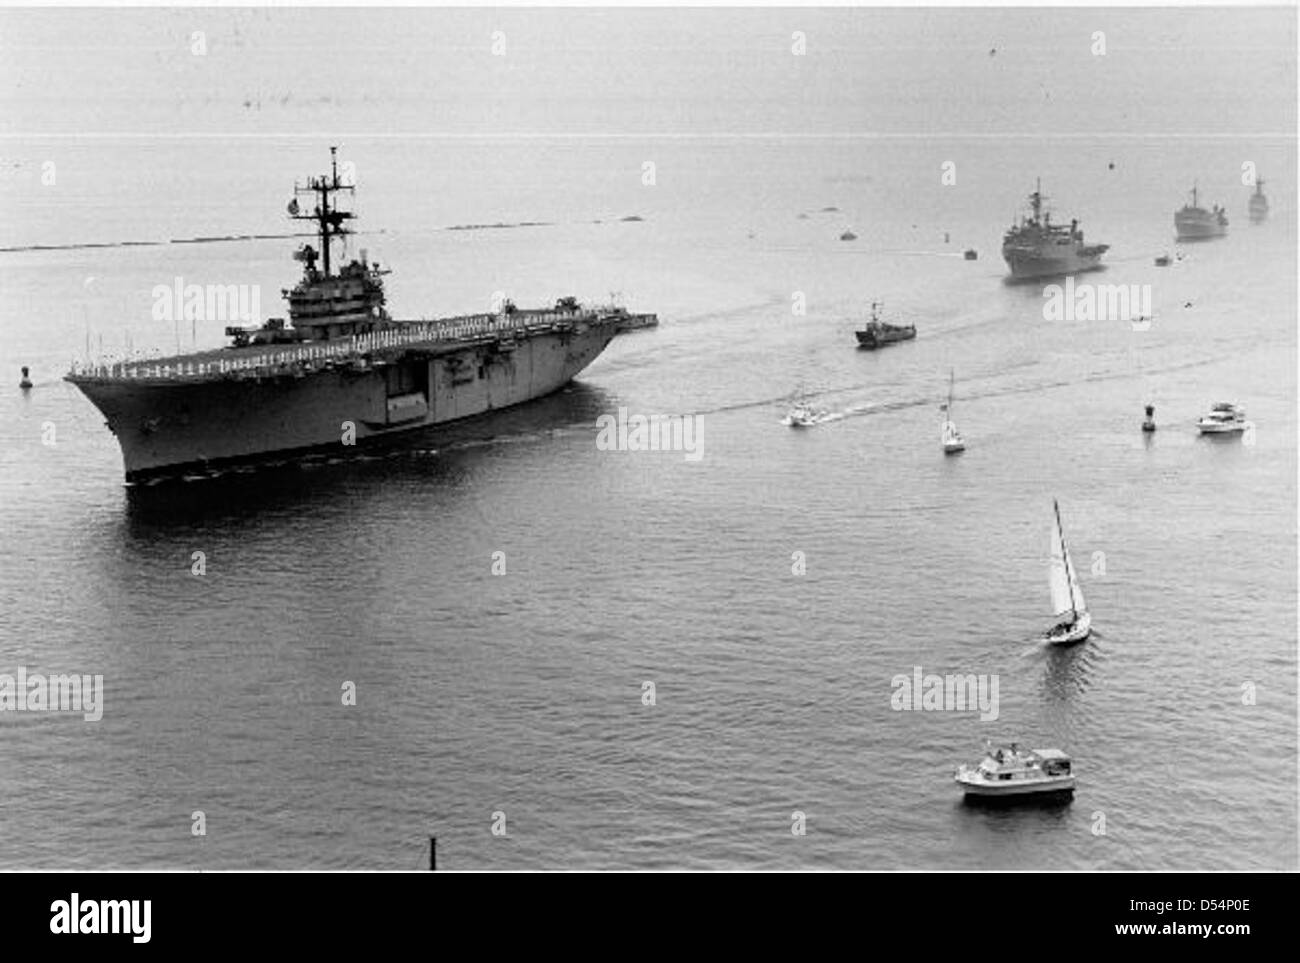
[1197,402,1248,434]
[955,743,1075,798]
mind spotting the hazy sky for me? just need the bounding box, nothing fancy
[1,7,1294,138]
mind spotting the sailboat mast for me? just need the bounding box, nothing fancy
[1054,499,1078,619]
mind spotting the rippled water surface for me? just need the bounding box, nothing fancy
[0,6,1295,869]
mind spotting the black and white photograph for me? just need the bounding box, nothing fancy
[0,0,1295,900]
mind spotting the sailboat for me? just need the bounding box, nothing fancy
[1045,499,1091,645]
[941,369,965,454]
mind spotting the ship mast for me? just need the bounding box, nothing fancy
[1053,498,1078,620]
[290,146,355,278]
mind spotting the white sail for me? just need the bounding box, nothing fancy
[1065,538,1086,613]
[940,370,964,449]
[1048,508,1087,617]
[1048,523,1073,616]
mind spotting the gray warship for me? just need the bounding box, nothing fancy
[1174,182,1228,240]
[1249,178,1269,224]
[66,150,654,483]
[1001,180,1108,280]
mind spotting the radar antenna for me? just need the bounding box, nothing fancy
[288,146,355,278]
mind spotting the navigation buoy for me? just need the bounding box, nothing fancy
[19,366,32,390]
[1142,404,1156,432]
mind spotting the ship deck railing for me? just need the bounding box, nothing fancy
[67,306,631,383]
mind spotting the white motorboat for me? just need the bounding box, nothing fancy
[785,400,828,428]
[1044,499,1091,645]
[955,743,1075,798]
[940,368,965,454]
[1197,402,1248,434]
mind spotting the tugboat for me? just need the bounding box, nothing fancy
[65,148,638,483]
[1249,178,1269,223]
[1175,183,1228,240]
[1197,402,1249,434]
[955,743,1075,799]
[1001,179,1109,279]
[855,302,916,349]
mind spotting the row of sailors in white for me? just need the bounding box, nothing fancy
[70,309,588,380]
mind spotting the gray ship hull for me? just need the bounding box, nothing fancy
[1175,212,1227,241]
[72,323,616,482]
[1002,248,1107,280]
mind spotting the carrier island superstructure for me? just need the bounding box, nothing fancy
[66,150,654,483]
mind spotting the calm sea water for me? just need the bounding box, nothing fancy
[0,7,1295,870]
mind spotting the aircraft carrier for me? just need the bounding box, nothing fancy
[1001,180,1109,280]
[66,150,654,483]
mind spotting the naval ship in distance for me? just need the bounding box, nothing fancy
[66,150,654,483]
[1248,178,1269,224]
[1001,180,1109,280]
[1174,182,1228,240]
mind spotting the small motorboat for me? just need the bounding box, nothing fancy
[784,400,828,428]
[955,743,1076,798]
[19,366,33,390]
[1141,403,1156,432]
[1044,499,1091,645]
[840,229,858,241]
[1154,253,1171,266]
[1197,402,1248,434]
[963,248,978,261]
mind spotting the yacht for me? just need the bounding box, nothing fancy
[955,743,1075,798]
[941,369,965,454]
[1197,402,1248,434]
[1045,499,1091,645]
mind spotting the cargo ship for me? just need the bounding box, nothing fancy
[1249,178,1269,223]
[1001,180,1108,280]
[66,150,649,483]
[1175,183,1228,240]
